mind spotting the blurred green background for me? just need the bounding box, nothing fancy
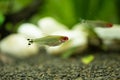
[0,0,120,39]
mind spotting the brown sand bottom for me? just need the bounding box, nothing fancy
[0,51,120,80]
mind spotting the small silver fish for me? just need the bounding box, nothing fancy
[27,35,69,46]
[81,20,113,28]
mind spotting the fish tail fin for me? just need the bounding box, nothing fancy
[27,39,33,45]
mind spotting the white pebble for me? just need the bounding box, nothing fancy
[18,23,43,38]
[38,17,68,34]
[0,34,39,58]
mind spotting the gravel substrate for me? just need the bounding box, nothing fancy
[0,50,120,80]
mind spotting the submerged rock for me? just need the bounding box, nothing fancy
[0,34,39,58]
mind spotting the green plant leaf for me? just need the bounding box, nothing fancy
[0,12,5,26]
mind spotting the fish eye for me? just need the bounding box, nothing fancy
[61,36,68,42]
[63,36,68,40]
[106,23,113,28]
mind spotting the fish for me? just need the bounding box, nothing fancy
[81,20,113,28]
[27,35,69,46]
